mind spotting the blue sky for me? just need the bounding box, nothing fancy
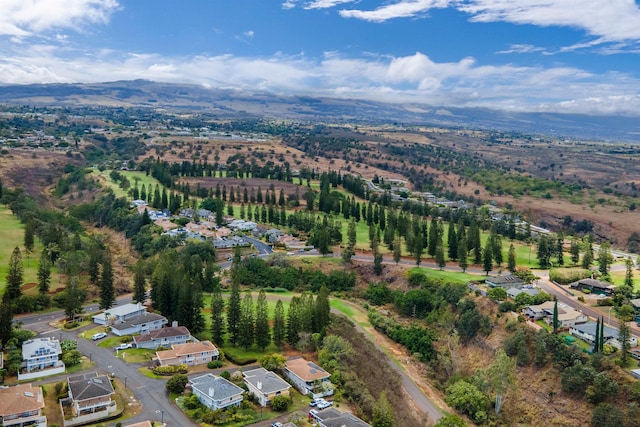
[1,0,640,116]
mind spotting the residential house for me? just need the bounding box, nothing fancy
[18,337,65,380]
[156,340,219,366]
[569,279,615,296]
[133,324,192,349]
[242,367,291,407]
[630,298,640,312]
[570,321,638,349]
[284,357,334,398]
[92,303,147,325]
[523,301,588,328]
[507,287,541,299]
[109,311,168,337]
[485,274,525,289]
[66,373,116,417]
[0,384,47,427]
[309,407,372,427]
[189,374,244,410]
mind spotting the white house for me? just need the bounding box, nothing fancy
[284,357,334,398]
[133,324,192,349]
[309,407,372,427]
[570,321,638,349]
[522,301,588,328]
[18,337,65,380]
[189,374,244,410]
[66,373,117,418]
[92,303,147,325]
[109,311,168,336]
[156,341,219,366]
[242,367,291,407]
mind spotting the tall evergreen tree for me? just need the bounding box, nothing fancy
[24,219,35,255]
[133,259,146,304]
[99,249,115,310]
[227,281,241,346]
[469,221,482,264]
[458,237,468,273]
[428,217,439,257]
[435,243,446,270]
[37,250,52,295]
[287,296,302,346]
[507,244,517,273]
[482,244,493,276]
[393,234,402,265]
[273,299,286,349]
[598,242,612,277]
[64,276,86,320]
[6,246,23,300]
[238,291,255,350]
[447,220,458,260]
[594,317,601,354]
[0,293,13,348]
[315,285,331,333]
[211,291,226,345]
[255,290,270,351]
[618,316,631,365]
[624,257,634,288]
[87,247,101,285]
[570,238,580,265]
[552,301,559,334]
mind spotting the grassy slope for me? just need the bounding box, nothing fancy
[0,205,45,293]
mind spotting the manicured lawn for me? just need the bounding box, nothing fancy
[0,205,46,293]
[407,267,482,284]
[330,299,355,317]
[93,169,166,199]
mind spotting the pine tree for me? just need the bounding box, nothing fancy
[211,291,226,345]
[315,285,331,333]
[37,250,52,295]
[133,259,146,304]
[624,257,634,288]
[435,243,446,270]
[393,234,402,264]
[598,242,612,277]
[0,293,13,348]
[6,247,23,300]
[552,301,559,334]
[24,219,35,255]
[507,244,517,273]
[470,221,482,264]
[273,299,285,349]
[458,237,468,273]
[238,291,255,350]
[482,244,493,276]
[428,217,439,257]
[287,296,302,345]
[447,220,458,260]
[255,290,270,351]
[594,317,600,353]
[372,391,394,427]
[570,238,580,265]
[88,247,101,285]
[227,281,241,346]
[99,249,115,310]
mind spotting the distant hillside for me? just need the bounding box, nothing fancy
[1,80,639,142]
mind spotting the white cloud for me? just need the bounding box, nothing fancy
[304,0,357,9]
[1,44,638,116]
[0,0,119,37]
[244,31,255,39]
[496,44,547,55]
[339,0,450,22]
[281,0,298,10]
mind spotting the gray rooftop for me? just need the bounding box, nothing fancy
[243,369,291,394]
[68,373,115,402]
[572,321,619,339]
[110,311,167,331]
[190,374,244,401]
[22,337,61,358]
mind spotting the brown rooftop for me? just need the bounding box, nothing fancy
[285,357,330,381]
[0,384,44,416]
[156,340,217,360]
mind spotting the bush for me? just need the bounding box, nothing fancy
[63,322,79,329]
[166,374,189,394]
[220,370,231,380]
[207,360,223,369]
[62,350,82,366]
[225,351,257,366]
[270,395,291,412]
[153,364,188,376]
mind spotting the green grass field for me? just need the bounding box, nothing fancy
[93,169,166,199]
[0,205,45,293]
[407,267,482,284]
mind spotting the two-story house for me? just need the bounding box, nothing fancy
[242,367,291,407]
[156,340,219,366]
[189,374,244,410]
[66,373,116,417]
[109,311,168,336]
[18,337,65,380]
[133,324,192,349]
[284,357,334,398]
[0,384,47,427]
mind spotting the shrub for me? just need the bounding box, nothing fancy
[62,350,82,366]
[166,374,189,394]
[220,370,231,380]
[270,395,291,412]
[207,360,223,369]
[153,364,188,376]
[63,322,79,329]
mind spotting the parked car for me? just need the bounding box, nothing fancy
[317,400,333,410]
[114,343,132,351]
[309,398,325,407]
[92,332,107,341]
[271,423,283,427]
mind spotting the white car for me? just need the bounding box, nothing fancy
[114,343,132,351]
[317,400,333,410]
[92,332,107,341]
[271,423,283,427]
